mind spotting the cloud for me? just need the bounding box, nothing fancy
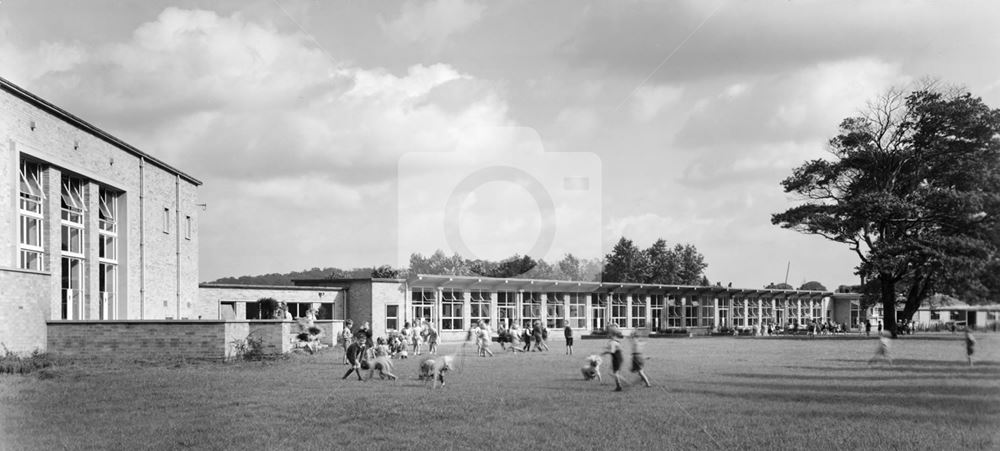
[380,0,486,50]
[631,84,684,122]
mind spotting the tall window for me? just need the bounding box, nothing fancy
[521,292,541,328]
[701,304,714,327]
[568,293,586,328]
[666,297,682,328]
[18,159,45,271]
[732,299,745,328]
[609,293,627,327]
[440,289,463,331]
[650,295,664,331]
[545,292,564,328]
[163,207,171,234]
[61,176,86,320]
[684,297,699,328]
[470,290,490,326]
[630,295,647,328]
[411,288,436,325]
[98,188,119,320]
[496,291,515,329]
[385,305,399,331]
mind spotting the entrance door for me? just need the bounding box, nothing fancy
[718,309,728,328]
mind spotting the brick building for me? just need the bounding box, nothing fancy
[1,77,201,352]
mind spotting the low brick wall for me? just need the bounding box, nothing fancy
[46,320,347,360]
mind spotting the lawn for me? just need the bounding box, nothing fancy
[1,333,998,450]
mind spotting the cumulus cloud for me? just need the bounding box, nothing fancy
[380,0,486,49]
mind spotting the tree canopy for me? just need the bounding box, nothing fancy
[602,237,708,285]
[772,86,1000,336]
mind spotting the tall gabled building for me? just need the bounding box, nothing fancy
[0,77,202,352]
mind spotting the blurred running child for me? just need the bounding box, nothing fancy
[629,332,652,387]
[341,338,366,381]
[868,335,893,365]
[965,329,977,367]
[603,331,625,391]
[367,337,398,381]
[564,322,574,355]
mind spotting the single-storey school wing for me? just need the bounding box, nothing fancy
[290,275,864,341]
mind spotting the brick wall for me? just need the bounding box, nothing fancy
[45,320,333,360]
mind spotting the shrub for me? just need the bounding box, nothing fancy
[257,297,280,320]
[0,344,55,375]
[230,333,265,361]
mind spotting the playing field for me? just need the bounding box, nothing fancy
[1,334,997,450]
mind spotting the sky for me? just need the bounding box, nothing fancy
[3,0,999,288]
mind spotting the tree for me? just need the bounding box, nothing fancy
[602,237,650,283]
[765,282,793,290]
[773,86,1000,337]
[371,265,400,279]
[557,253,584,281]
[646,239,679,284]
[673,244,708,285]
[409,250,470,276]
[799,281,827,291]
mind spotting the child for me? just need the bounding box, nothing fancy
[629,332,652,387]
[419,355,454,388]
[339,320,354,364]
[581,354,603,382]
[564,322,574,355]
[965,329,977,367]
[367,337,398,381]
[868,335,893,366]
[603,332,625,391]
[341,338,365,381]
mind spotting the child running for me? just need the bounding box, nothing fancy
[564,322,574,355]
[366,337,398,381]
[965,329,977,367]
[603,331,625,391]
[629,332,652,387]
[868,335,893,366]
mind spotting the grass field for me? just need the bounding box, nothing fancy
[1,333,998,450]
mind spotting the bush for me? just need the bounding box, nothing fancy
[0,344,55,375]
[257,297,280,320]
[230,333,265,361]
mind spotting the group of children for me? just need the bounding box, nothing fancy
[582,327,652,391]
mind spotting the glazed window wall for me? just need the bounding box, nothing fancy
[18,159,45,271]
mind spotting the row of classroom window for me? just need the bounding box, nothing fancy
[401,288,832,332]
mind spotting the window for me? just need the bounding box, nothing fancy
[546,292,564,328]
[630,295,647,328]
[496,291,515,329]
[99,263,117,320]
[701,304,714,327]
[286,302,333,320]
[930,310,940,320]
[609,293,626,328]
[650,295,664,331]
[18,159,44,271]
[732,299,745,328]
[163,207,171,233]
[386,305,400,331]
[185,215,192,240]
[666,297,683,328]
[521,292,541,328]
[591,294,606,330]
[440,289,463,331]
[411,288,437,325]
[684,297,699,328]
[568,293,586,329]
[470,290,490,326]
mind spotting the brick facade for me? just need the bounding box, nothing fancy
[1,77,202,353]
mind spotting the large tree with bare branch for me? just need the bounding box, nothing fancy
[772,86,1000,336]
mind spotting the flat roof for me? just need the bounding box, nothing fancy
[1,76,202,186]
[199,283,344,291]
[407,274,833,298]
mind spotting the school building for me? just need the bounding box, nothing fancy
[287,275,864,341]
[0,76,201,353]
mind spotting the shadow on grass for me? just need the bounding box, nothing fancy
[718,372,999,382]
